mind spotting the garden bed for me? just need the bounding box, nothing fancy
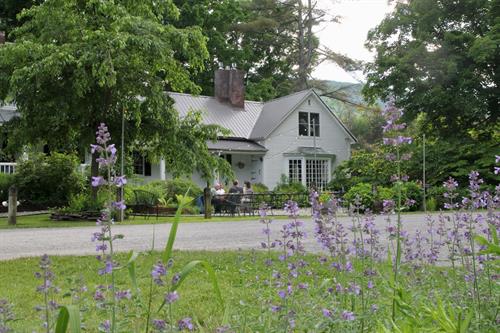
[50,211,102,221]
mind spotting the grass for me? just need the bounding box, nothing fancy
[0,213,297,229]
[1,250,497,332]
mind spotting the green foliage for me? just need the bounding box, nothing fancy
[343,182,375,209]
[364,0,499,138]
[475,224,500,256]
[0,0,228,183]
[251,182,269,194]
[0,173,14,201]
[164,178,202,202]
[425,196,438,212]
[407,136,499,188]
[399,181,422,211]
[55,305,81,333]
[126,179,202,207]
[273,174,307,194]
[14,153,84,207]
[60,192,107,213]
[329,149,397,192]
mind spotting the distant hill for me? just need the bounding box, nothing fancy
[314,80,382,120]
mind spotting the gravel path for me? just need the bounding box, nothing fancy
[0,213,442,261]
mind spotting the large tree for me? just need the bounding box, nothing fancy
[0,0,229,184]
[363,0,499,138]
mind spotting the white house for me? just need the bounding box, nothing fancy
[159,68,357,190]
[0,68,357,190]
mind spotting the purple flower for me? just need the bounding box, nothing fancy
[90,144,102,154]
[96,123,111,145]
[115,290,132,300]
[99,320,111,332]
[151,262,167,286]
[113,176,127,187]
[278,290,286,299]
[152,319,166,330]
[178,317,194,331]
[322,308,332,318]
[270,305,281,312]
[284,200,300,217]
[165,291,179,304]
[94,290,105,301]
[91,176,106,187]
[98,260,113,275]
[95,244,107,252]
[111,200,126,211]
[367,281,374,289]
[341,310,355,321]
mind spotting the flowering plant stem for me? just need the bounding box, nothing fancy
[392,146,402,321]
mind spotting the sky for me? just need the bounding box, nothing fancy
[312,0,394,83]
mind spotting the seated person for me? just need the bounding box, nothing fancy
[211,183,225,213]
[228,180,243,194]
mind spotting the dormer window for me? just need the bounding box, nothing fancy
[298,112,320,137]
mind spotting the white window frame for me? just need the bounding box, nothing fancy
[285,157,331,190]
[298,112,320,137]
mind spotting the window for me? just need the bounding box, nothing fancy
[288,159,302,183]
[287,158,330,190]
[133,152,152,176]
[306,159,329,190]
[298,112,320,137]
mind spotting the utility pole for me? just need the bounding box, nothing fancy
[422,134,426,212]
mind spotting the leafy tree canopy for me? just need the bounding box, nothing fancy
[363,0,499,138]
[0,0,230,182]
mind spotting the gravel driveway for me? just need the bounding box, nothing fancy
[0,213,444,261]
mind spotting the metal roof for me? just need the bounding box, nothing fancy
[169,92,263,139]
[249,89,312,139]
[207,139,267,153]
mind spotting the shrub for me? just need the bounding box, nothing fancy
[273,174,307,194]
[14,153,85,207]
[164,178,202,201]
[0,173,14,201]
[343,182,375,209]
[426,196,438,211]
[65,192,108,213]
[252,182,269,193]
[399,181,422,211]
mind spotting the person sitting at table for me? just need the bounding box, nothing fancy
[229,180,243,194]
[212,183,226,213]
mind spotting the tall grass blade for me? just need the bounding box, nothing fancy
[55,305,81,333]
[163,194,192,263]
[126,250,140,293]
[158,260,224,312]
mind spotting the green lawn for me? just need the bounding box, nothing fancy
[0,250,496,332]
[0,213,297,229]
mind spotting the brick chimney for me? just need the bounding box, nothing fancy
[0,31,5,45]
[214,66,245,108]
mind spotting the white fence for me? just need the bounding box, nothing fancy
[0,162,89,175]
[0,162,16,174]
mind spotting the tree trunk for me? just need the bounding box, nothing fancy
[204,182,212,219]
[8,185,17,225]
[297,0,308,90]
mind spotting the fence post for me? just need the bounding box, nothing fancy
[8,185,17,225]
